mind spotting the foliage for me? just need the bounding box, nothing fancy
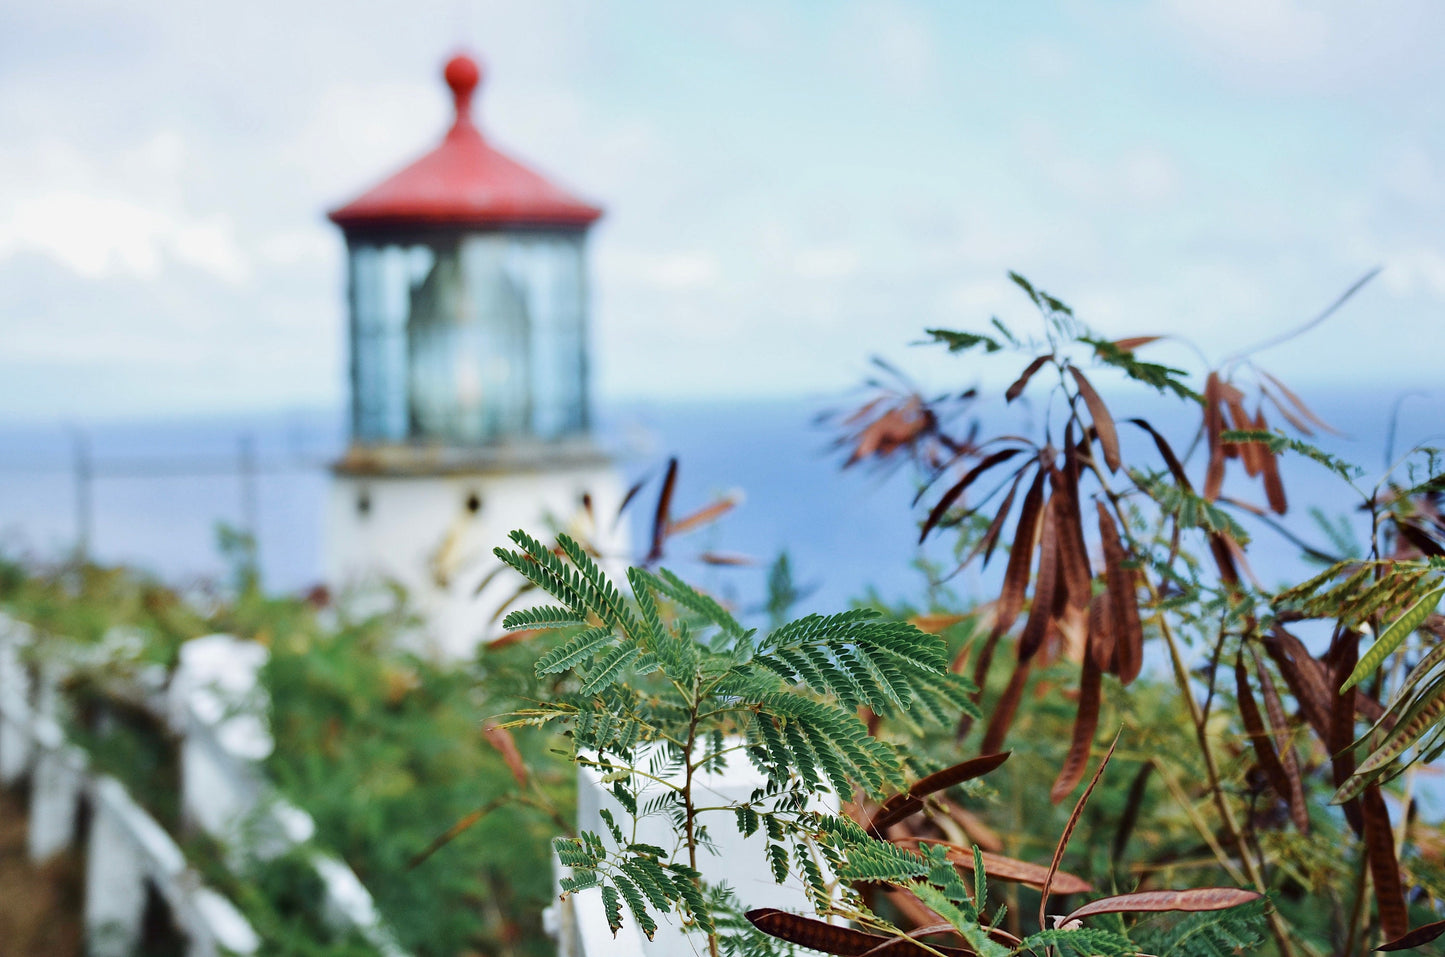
[191,840,377,957]
[494,528,976,951]
[0,555,204,662]
[9,269,1445,956]
[261,601,572,957]
[1130,898,1271,957]
[820,272,1445,953]
[491,528,1267,957]
[0,554,573,957]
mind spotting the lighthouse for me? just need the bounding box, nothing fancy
[325,52,625,657]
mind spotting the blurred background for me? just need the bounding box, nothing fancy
[3,5,1445,957]
[0,0,1441,606]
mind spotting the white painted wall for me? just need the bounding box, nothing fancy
[562,748,837,956]
[325,462,629,659]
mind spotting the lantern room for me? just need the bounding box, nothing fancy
[328,53,602,449]
[323,51,624,660]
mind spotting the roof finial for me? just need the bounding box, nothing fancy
[444,53,482,125]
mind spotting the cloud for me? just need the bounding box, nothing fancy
[1020,38,1076,82]
[1373,249,1445,301]
[1015,122,1182,209]
[1155,0,1445,94]
[829,0,939,98]
[0,125,250,284]
[1162,0,1331,68]
[0,191,249,282]
[794,247,860,280]
[0,0,1442,421]
[602,249,722,290]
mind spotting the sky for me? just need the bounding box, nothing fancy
[0,0,1442,422]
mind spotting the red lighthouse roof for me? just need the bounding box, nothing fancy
[328,54,602,232]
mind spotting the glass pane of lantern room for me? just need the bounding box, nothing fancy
[350,244,433,442]
[508,235,587,439]
[408,236,530,443]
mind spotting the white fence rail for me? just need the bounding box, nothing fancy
[0,614,409,957]
[0,622,258,957]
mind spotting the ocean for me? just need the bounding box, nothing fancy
[0,388,1438,620]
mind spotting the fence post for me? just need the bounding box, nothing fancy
[73,428,93,562]
[28,736,85,863]
[84,782,149,957]
[238,433,258,545]
[0,624,34,785]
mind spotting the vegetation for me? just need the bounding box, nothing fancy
[259,596,573,956]
[4,272,1445,956]
[487,533,1267,956]
[817,273,1445,953]
[477,272,1445,955]
[0,555,570,956]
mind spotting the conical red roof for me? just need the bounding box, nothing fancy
[329,54,602,232]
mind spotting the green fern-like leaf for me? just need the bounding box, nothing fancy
[766,843,789,883]
[735,805,760,838]
[667,864,715,935]
[560,870,600,893]
[794,846,829,910]
[1130,469,1252,545]
[580,645,643,695]
[601,883,623,934]
[534,627,615,675]
[497,530,590,608]
[927,328,1003,354]
[556,533,643,636]
[626,566,664,636]
[555,834,603,869]
[1131,898,1269,957]
[759,693,899,795]
[1081,336,1198,400]
[1220,429,1364,481]
[501,603,587,630]
[1022,927,1136,957]
[834,840,928,884]
[609,874,657,939]
[641,566,751,638]
[754,716,792,779]
[971,845,986,916]
[781,720,821,791]
[906,881,1007,956]
[619,854,676,912]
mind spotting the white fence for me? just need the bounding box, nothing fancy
[0,615,408,957]
[1,611,809,957]
[0,620,257,957]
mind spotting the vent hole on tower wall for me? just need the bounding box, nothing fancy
[356,490,371,517]
[465,491,482,515]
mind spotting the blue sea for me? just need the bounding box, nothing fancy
[3,387,1441,826]
[0,390,1439,615]
[0,389,1438,619]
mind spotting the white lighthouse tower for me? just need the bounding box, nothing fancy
[324,52,625,657]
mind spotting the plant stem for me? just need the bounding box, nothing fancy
[1150,758,1248,886]
[1344,851,1370,956]
[681,702,718,957]
[1086,463,1301,957]
[1154,600,1299,957]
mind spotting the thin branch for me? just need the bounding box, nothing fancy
[1225,267,1380,364]
[1218,495,1341,564]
